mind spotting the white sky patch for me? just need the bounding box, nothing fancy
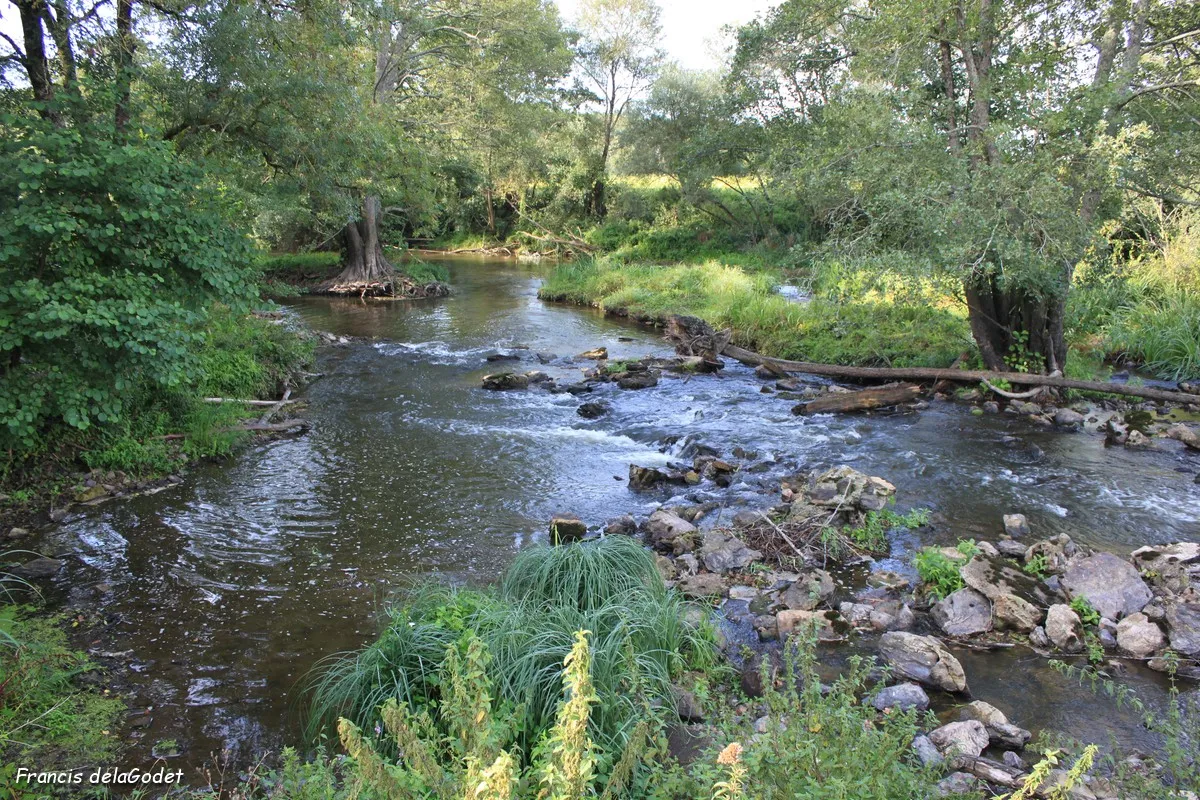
[554,0,779,72]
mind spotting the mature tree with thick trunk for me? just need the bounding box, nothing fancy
[730,0,1200,374]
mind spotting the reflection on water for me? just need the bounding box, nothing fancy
[45,256,1199,775]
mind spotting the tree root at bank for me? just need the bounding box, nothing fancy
[665,315,1200,406]
[316,275,450,299]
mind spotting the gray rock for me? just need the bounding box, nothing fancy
[577,401,610,419]
[1054,408,1086,429]
[878,632,968,693]
[675,572,726,599]
[672,687,704,722]
[781,569,835,610]
[13,557,63,579]
[698,532,762,574]
[1116,613,1164,657]
[481,372,529,391]
[1164,602,1200,656]
[992,593,1043,633]
[7,527,30,539]
[603,515,637,536]
[1046,604,1084,652]
[1061,553,1152,621]
[839,602,874,628]
[549,516,587,544]
[929,720,990,758]
[936,772,979,797]
[776,609,846,641]
[616,372,658,390]
[643,510,697,554]
[932,588,993,636]
[1003,513,1031,538]
[961,555,1056,607]
[676,553,699,575]
[628,465,685,492]
[873,682,930,712]
[1029,625,1051,649]
[961,701,1031,749]
[911,735,943,767]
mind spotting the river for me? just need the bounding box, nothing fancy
[43,256,1200,778]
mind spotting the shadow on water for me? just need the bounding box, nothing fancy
[42,255,1200,777]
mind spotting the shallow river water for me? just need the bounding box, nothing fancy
[44,256,1200,778]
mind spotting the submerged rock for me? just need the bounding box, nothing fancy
[577,401,610,419]
[1003,513,1030,538]
[1061,553,1152,621]
[878,632,968,693]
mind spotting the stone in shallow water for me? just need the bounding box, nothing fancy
[929,720,989,758]
[1061,552,1152,621]
[878,632,968,693]
[1046,604,1084,652]
[1115,613,1165,657]
[932,588,993,636]
[872,682,929,712]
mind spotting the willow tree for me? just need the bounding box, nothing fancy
[731,0,1200,373]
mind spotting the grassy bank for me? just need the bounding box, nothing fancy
[0,607,126,792]
[539,257,974,368]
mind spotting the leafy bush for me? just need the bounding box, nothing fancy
[844,507,931,552]
[913,548,965,600]
[0,111,257,451]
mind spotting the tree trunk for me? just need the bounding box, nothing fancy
[485,184,496,235]
[335,195,393,286]
[964,273,1067,374]
[15,0,59,124]
[114,0,134,135]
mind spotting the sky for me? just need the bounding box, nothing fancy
[554,0,779,72]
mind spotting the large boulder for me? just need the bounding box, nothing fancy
[1115,613,1166,657]
[781,569,836,610]
[13,557,63,579]
[932,588,993,637]
[1003,513,1030,538]
[643,510,697,554]
[928,720,990,758]
[1045,604,1084,652]
[992,593,1043,633]
[1164,602,1200,657]
[1061,553,1152,621]
[675,572,726,599]
[878,632,968,693]
[698,532,762,574]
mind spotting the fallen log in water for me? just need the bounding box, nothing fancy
[662,314,1200,405]
[203,397,298,406]
[794,384,922,415]
[158,419,309,441]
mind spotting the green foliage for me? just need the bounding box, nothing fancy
[0,110,257,451]
[643,634,948,799]
[1024,555,1050,581]
[914,548,965,600]
[308,537,715,765]
[0,608,124,788]
[844,507,931,552]
[539,258,972,368]
[1106,294,1200,381]
[1049,660,1200,799]
[1069,597,1101,629]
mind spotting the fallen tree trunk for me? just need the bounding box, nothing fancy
[158,419,309,441]
[724,343,1199,405]
[662,315,1200,404]
[795,384,922,415]
[203,397,298,407]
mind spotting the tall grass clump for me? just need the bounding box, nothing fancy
[306,537,715,764]
[1107,294,1200,381]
